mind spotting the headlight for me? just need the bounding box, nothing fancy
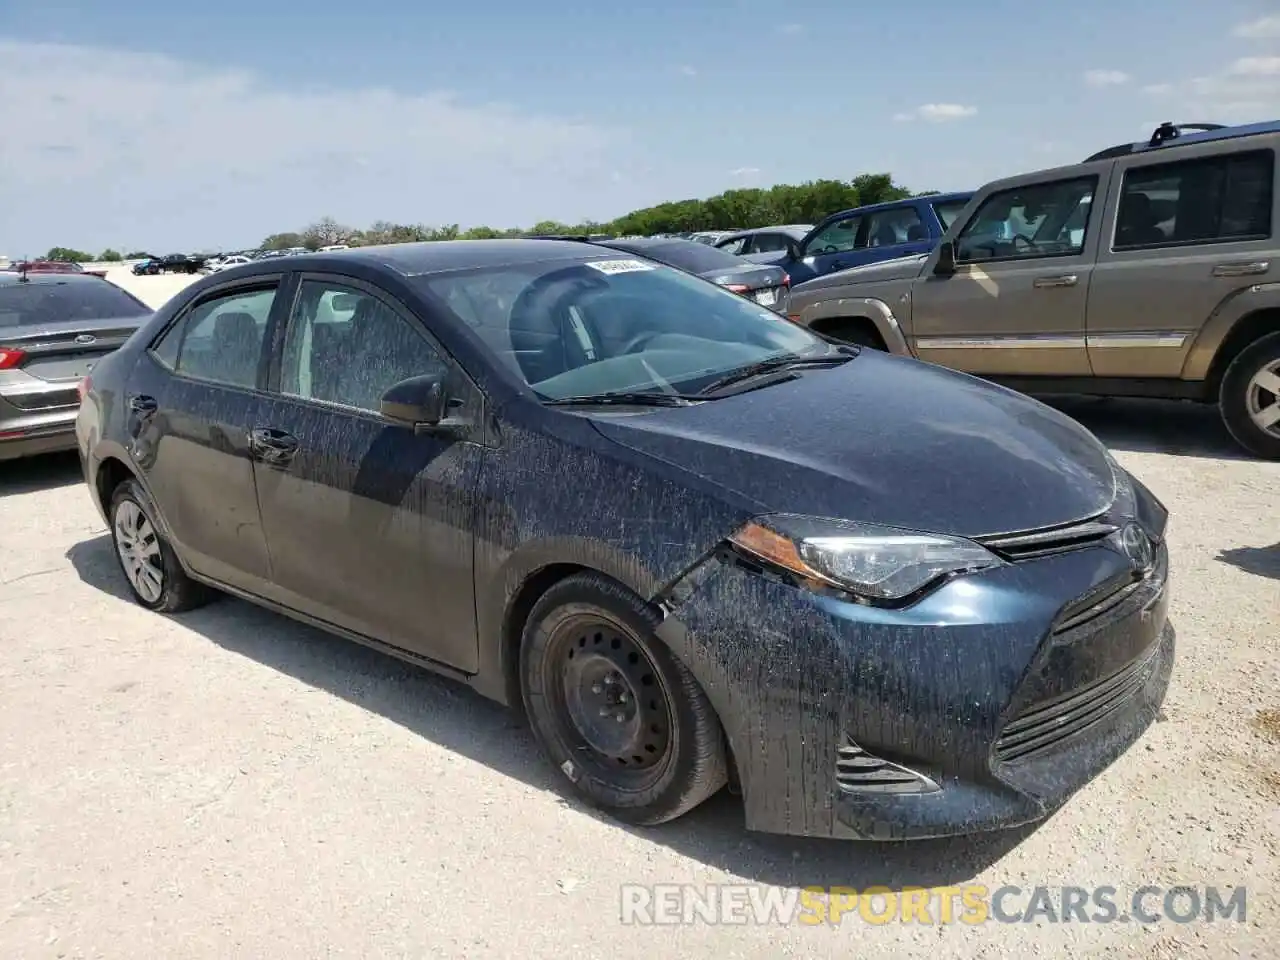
[727,514,1005,604]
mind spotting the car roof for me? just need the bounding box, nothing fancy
[1084,119,1280,162]
[223,238,617,279]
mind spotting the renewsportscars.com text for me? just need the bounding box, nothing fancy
[618,884,1247,926]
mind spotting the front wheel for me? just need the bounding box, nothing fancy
[520,572,728,826]
[109,478,213,612]
[1219,331,1280,459]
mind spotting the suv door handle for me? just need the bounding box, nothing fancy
[128,394,158,416]
[1033,275,1079,289]
[249,427,299,467]
[1212,261,1270,277]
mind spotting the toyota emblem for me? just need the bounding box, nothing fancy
[1118,522,1154,573]
[74,334,97,345]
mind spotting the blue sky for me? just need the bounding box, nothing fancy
[3,0,1280,253]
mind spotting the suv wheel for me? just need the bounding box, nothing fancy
[1220,331,1280,459]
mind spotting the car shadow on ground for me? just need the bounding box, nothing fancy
[66,533,1035,890]
[1217,543,1280,580]
[1038,396,1249,460]
[0,451,83,496]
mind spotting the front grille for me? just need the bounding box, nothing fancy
[5,388,80,411]
[978,519,1117,561]
[835,737,940,795]
[995,644,1159,762]
[1053,542,1168,636]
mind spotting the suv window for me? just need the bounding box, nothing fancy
[1114,150,1274,250]
[281,280,447,414]
[804,216,862,256]
[955,177,1097,264]
[932,199,969,232]
[716,237,747,255]
[864,206,925,247]
[152,286,275,388]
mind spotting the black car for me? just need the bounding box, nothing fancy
[1,273,152,461]
[597,237,792,313]
[76,240,1173,840]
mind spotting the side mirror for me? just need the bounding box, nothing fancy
[934,240,957,276]
[331,293,360,312]
[787,241,802,261]
[379,373,452,433]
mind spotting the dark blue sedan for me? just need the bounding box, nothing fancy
[75,239,1173,840]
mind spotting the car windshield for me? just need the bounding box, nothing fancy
[609,242,748,274]
[0,281,151,328]
[418,256,829,400]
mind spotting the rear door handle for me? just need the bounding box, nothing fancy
[1212,261,1270,277]
[249,427,299,467]
[128,394,158,416]
[1033,275,1079,289]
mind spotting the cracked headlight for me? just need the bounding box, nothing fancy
[728,514,1005,604]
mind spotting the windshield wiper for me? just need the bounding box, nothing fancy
[543,392,698,408]
[697,350,853,396]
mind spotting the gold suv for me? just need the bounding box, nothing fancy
[787,121,1280,459]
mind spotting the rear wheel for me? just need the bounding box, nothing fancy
[109,479,213,612]
[1219,331,1280,459]
[520,572,728,825]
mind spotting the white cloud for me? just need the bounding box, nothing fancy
[1233,15,1280,38]
[727,166,761,180]
[1229,56,1280,76]
[1141,83,1174,95]
[894,103,977,123]
[780,23,804,35]
[677,65,698,77]
[0,38,628,252]
[1084,69,1130,88]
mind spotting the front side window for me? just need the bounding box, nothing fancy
[418,257,828,401]
[955,177,1097,264]
[153,286,276,388]
[1114,150,1273,250]
[803,216,862,257]
[864,206,925,247]
[281,280,447,414]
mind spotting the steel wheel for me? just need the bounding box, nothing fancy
[113,499,164,603]
[548,614,675,788]
[1245,358,1280,438]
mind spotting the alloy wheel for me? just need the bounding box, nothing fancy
[1246,359,1280,438]
[113,499,164,603]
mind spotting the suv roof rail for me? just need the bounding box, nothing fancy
[1084,121,1229,162]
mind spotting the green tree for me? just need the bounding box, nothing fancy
[44,246,94,262]
[261,231,305,251]
[301,217,356,250]
[99,249,123,262]
[125,250,151,259]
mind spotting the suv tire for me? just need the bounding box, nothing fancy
[1220,330,1280,459]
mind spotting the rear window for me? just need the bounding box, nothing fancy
[0,280,151,328]
[611,242,747,273]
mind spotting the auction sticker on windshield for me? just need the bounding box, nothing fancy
[585,259,654,275]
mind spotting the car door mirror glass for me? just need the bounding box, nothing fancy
[380,373,448,428]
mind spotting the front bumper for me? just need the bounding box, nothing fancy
[654,536,1173,840]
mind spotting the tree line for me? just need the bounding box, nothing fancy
[39,173,929,260]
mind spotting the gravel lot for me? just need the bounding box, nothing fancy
[1,273,1277,958]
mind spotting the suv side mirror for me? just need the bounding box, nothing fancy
[787,241,803,261]
[934,240,957,276]
[379,373,452,434]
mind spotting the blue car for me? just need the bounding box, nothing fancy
[718,192,973,284]
[77,239,1172,840]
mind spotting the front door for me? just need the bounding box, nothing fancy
[139,278,284,592]
[792,213,863,282]
[250,276,484,672]
[910,173,1107,377]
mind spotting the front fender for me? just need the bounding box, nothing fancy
[1183,282,1280,380]
[794,292,913,355]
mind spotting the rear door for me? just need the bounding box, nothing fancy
[860,203,935,263]
[1085,141,1275,378]
[139,275,287,592]
[250,274,485,671]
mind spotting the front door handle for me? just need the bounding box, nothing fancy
[1033,274,1079,289]
[1212,261,1270,278]
[128,394,158,416]
[249,427,299,467]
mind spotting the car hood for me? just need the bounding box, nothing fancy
[794,254,928,293]
[588,350,1116,539]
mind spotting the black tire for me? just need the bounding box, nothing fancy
[822,320,886,350]
[1219,331,1280,460]
[520,572,728,826]
[108,478,213,612]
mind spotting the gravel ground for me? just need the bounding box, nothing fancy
[1,280,1277,957]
